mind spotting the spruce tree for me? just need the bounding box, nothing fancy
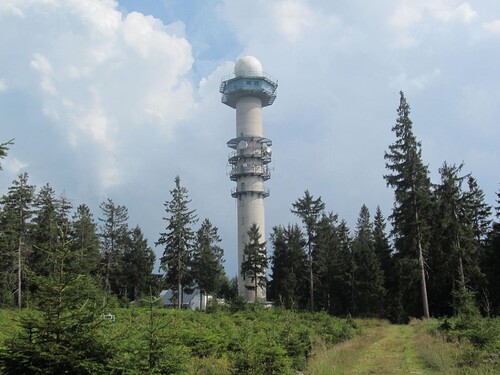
[269,225,287,305]
[384,91,432,319]
[241,223,268,302]
[70,204,100,276]
[430,163,487,315]
[351,205,386,316]
[0,227,112,374]
[373,206,394,316]
[373,208,393,282]
[156,176,197,309]
[482,186,500,314]
[313,212,338,312]
[99,198,129,297]
[30,184,63,277]
[122,226,155,302]
[331,220,354,315]
[0,206,18,306]
[191,218,225,307]
[291,190,325,311]
[0,173,35,307]
[269,224,307,309]
[465,176,491,245]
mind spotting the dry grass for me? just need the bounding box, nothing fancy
[411,319,499,375]
[412,319,460,373]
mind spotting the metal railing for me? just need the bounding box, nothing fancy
[228,149,271,163]
[229,165,270,180]
[221,71,278,84]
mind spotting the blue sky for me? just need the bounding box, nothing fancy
[1,0,499,277]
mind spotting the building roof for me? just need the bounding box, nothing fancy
[160,288,199,305]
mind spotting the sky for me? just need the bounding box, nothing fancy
[1,0,499,277]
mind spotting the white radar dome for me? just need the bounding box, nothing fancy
[234,55,263,76]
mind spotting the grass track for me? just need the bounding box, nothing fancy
[306,321,438,375]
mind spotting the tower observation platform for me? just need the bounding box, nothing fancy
[220,56,278,302]
[220,73,278,108]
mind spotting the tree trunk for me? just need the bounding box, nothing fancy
[414,188,430,319]
[178,282,182,309]
[457,233,466,288]
[178,255,182,309]
[309,241,314,312]
[254,272,258,302]
[104,252,111,294]
[18,238,22,308]
[458,256,465,288]
[418,241,430,319]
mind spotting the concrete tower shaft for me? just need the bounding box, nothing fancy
[220,56,277,302]
[237,97,263,137]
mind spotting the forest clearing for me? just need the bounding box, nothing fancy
[1,306,499,374]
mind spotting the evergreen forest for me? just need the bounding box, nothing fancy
[0,92,499,373]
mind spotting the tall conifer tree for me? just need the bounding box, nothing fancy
[313,212,338,312]
[351,205,386,316]
[70,204,100,276]
[332,220,354,315]
[156,176,197,309]
[0,173,35,307]
[430,163,489,315]
[192,218,225,306]
[373,206,393,315]
[31,184,64,277]
[99,198,129,296]
[241,223,268,302]
[484,187,500,313]
[269,224,307,309]
[291,190,325,311]
[122,226,155,302]
[384,91,432,319]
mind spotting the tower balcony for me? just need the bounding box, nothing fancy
[231,186,270,198]
[228,149,271,165]
[230,165,271,181]
[220,73,278,109]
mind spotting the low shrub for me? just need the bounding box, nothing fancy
[423,316,500,372]
[1,306,361,374]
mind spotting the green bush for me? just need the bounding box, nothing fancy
[1,306,361,374]
[431,315,500,369]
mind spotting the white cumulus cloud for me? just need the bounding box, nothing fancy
[389,1,478,48]
[272,0,314,42]
[0,0,195,189]
[483,20,500,34]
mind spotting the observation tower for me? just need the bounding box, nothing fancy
[220,56,278,301]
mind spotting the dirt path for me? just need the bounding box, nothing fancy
[306,322,438,375]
